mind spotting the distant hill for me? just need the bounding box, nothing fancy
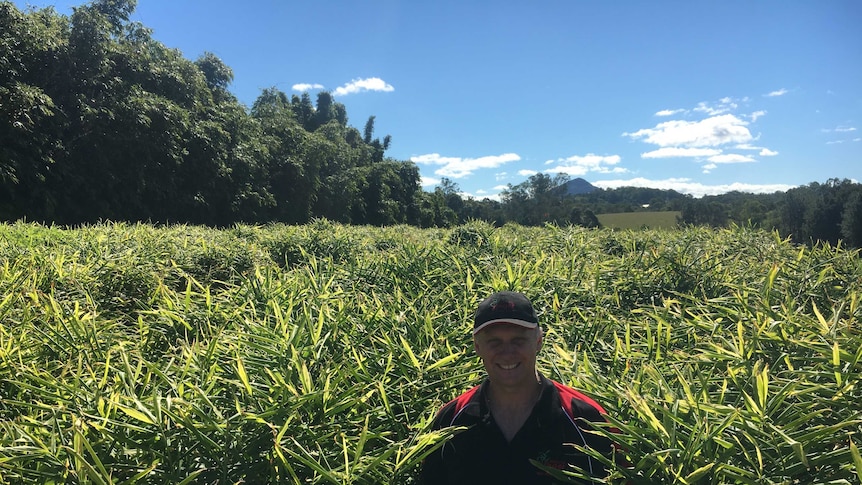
[559,178,598,195]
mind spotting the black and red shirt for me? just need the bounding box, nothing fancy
[419,375,612,485]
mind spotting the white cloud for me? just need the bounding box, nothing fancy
[823,127,861,144]
[642,147,722,158]
[333,77,394,96]
[543,154,625,176]
[624,114,753,148]
[693,99,738,116]
[493,184,508,191]
[750,110,766,122]
[411,152,520,178]
[707,153,756,164]
[420,176,439,187]
[766,88,789,97]
[518,169,538,176]
[627,100,779,167]
[292,83,324,92]
[592,177,797,198]
[822,126,858,133]
[656,108,685,117]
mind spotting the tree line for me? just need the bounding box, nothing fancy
[493,175,862,249]
[2,1,860,248]
[676,178,862,248]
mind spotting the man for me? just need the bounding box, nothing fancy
[419,291,613,484]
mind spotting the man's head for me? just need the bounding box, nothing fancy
[472,291,539,335]
[472,291,543,389]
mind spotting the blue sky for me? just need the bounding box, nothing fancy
[14,0,862,198]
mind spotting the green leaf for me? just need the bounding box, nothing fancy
[118,405,155,426]
[683,462,715,484]
[235,350,252,395]
[399,334,421,370]
[850,438,862,483]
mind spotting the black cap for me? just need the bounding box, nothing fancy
[473,291,539,335]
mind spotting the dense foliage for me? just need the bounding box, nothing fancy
[1,221,860,483]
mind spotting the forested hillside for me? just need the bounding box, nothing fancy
[1,0,860,247]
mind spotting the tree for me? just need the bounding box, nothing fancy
[313,91,334,130]
[435,178,464,223]
[90,0,136,35]
[291,92,314,131]
[679,199,728,227]
[582,209,600,228]
[778,188,809,243]
[195,52,234,91]
[499,173,574,226]
[251,87,291,118]
[800,179,850,246]
[355,161,421,226]
[363,115,375,144]
[841,190,862,248]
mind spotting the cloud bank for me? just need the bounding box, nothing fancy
[593,177,797,198]
[292,83,324,92]
[624,114,753,148]
[624,97,780,173]
[411,153,521,179]
[291,78,394,95]
[543,154,626,176]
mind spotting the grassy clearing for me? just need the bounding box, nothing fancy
[0,220,860,484]
[597,211,681,229]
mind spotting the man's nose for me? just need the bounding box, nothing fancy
[500,342,517,353]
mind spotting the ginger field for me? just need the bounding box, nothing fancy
[1,221,860,484]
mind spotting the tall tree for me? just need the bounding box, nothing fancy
[313,91,333,130]
[0,3,65,220]
[90,0,136,34]
[363,115,375,144]
[291,92,314,131]
[195,52,233,92]
[841,189,862,248]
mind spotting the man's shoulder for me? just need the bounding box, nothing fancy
[431,385,483,429]
[547,379,607,421]
[546,379,614,451]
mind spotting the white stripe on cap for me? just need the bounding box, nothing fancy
[472,318,538,335]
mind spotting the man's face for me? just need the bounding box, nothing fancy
[474,324,542,390]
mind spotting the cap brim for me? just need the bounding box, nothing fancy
[472,318,538,335]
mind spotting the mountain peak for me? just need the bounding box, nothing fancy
[560,178,598,196]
